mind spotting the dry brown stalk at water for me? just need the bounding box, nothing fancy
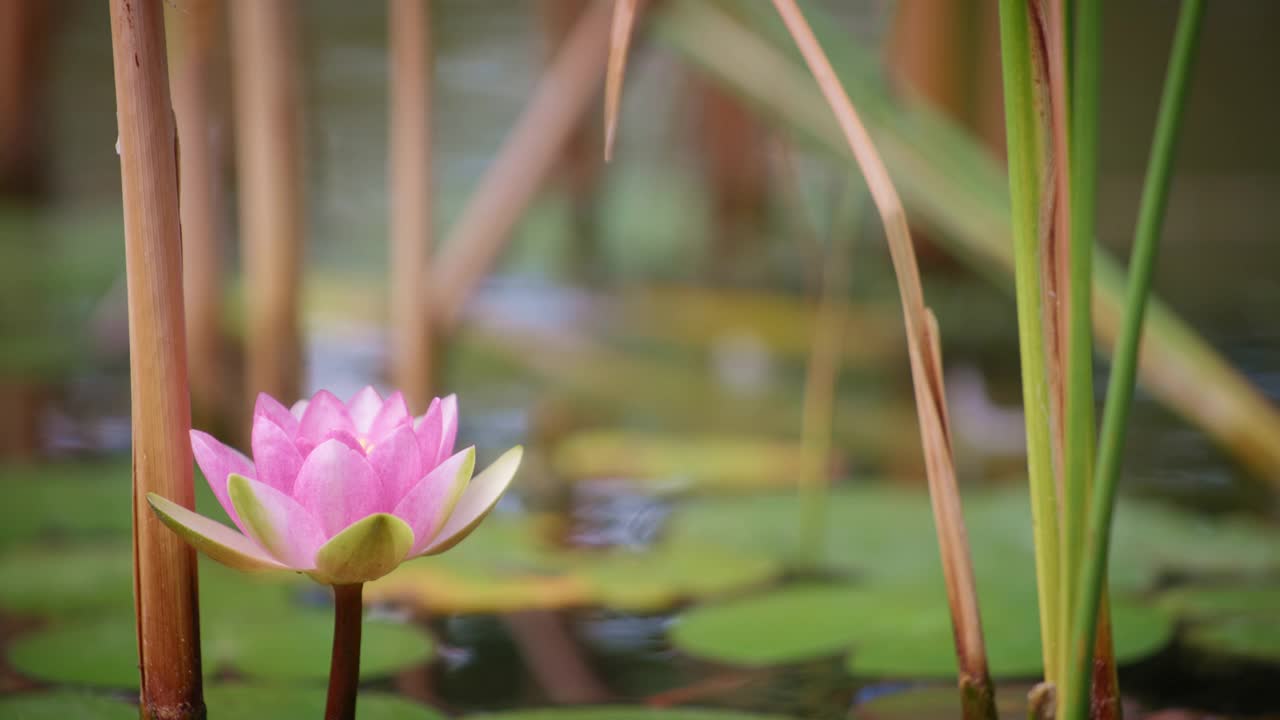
[108,0,205,716]
[388,0,435,410]
[769,1,995,717]
[604,0,641,161]
[431,0,611,331]
[170,0,228,429]
[229,0,304,411]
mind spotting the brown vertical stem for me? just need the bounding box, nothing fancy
[431,0,611,331]
[171,0,228,427]
[885,0,967,120]
[0,0,52,199]
[325,583,364,720]
[229,0,304,409]
[690,75,769,274]
[388,0,434,410]
[972,0,1007,158]
[108,0,205,718]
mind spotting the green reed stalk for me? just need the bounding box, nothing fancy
[1060,0,1099,632]
[1063,3,1204,719]
[997,0,1062,686]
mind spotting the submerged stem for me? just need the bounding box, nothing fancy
[1063,2,1204,719]
[325,583,365,720]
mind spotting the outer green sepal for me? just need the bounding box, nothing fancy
[311,513,414,585]
[146,492,287,573]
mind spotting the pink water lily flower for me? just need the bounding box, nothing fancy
[148,387,522,585]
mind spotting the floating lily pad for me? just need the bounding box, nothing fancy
[1184,616,1280,663]
[0,541,300,620]
[204,684,444,719]
[612,285,900,363]
[9,609,432,687]
[367,516,781,614]
[572,542,780,612]
[0,691,136,720]
[670,584,1172,678]
[0,459,239,549]
[670,585,869,666]
[668,487,1280,595]
[1158,585,1280,620]
[468,708,794,720]
[846,596,1171,678]
[552,430,818,492]
[0,461,132,547]
[0,542,134,617]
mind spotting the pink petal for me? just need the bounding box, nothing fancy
[393,447,475,555]
[346,386,383,435]
[368,391,411,441]
[438,394,459,461]
[251,414,304,495]
[413,398,442,466]
[290,400,309,419]
[253,392,299,438]
[320,429,364,455]
[298,390,355,448]
[190,430,255,531]
[367,423,422,506]
[291,439,382,537]
[414,395,458,470]
[425,446,522,555]
[227,474,327,569]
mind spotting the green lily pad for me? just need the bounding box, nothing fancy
[0,459,240,549]
[468,708,794,720]
[0,461,132,547]
[552,429,819,492]
[1184,616,1280,663]
[1161,585,1280,662]
[0,542,134,617]
[1158,585,1280,619]
[0,691,136,720]
[572,542,780,612]
[9,608,432,687]
[205,684,444,719]
[367,516,781,614]
[0,542,300,620]
[670,584,1172,678]
[670,585,869,666]
[668,486,1280,595]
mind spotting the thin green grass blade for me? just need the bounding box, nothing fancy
[1063,3,1205,720]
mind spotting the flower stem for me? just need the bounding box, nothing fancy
[325,583,364,720]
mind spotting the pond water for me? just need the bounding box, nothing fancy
[3,1,1280,719]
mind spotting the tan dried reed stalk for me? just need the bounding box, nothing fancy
[109,0,205,716]
[388,0,435,410]
[229,0,304,410]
